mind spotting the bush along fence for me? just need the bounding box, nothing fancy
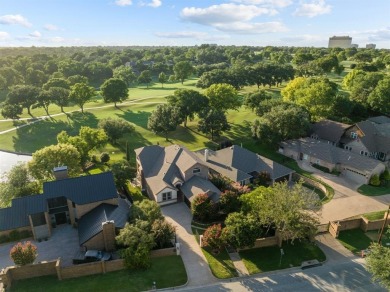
[0,247,177,289]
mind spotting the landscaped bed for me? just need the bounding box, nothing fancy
[239,240,326,274]
[10,255,187,292]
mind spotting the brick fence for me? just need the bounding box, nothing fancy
[0,247,177,289]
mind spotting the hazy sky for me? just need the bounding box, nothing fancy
[0,0,389,48]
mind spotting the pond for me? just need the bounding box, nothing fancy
[0,151,32,179]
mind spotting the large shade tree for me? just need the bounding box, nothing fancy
[100,78,129,107]
[205,83,241,112]
[6,85,40,116]
[173,61,193,84]
[69,82,95,113]
[198,108,230,141]
[147,104,180,141]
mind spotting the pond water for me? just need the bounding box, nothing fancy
[0,151,32,178]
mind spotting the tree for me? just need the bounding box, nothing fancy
[49,87,70,112]
[282,77,339,120]
[198,108,230,141]
[111,160,135,188]
[205,83,241,112]
[69,83,95,113]
[365,239,390,289]
[158,72,168,88]
[0,163,40,207]
[101,78,129,107]
[244,90,273,112]
[10,241,37,266]
[34,89,52,115]
[67,74,88,86]
[368,77,390,115]
[137,70,152,88]
[28,144,81,181]
[166,89,209,127]
[129,200,163,223]
[370,174,381,186]
[173,61,193,84]
[147,104,180,141]
[43,77,70,90]
[6,85,40,116]
[251,103,311,144]
[222,212,262,249]
[98,118,135,144]
[240,182,321,243]
[113,65,136,86]
[191,193,214,222]
[219,190,241,214]
[202,224,225,252]
[151,219,175,249]
[1,103,23,119]
[120,244,151,270]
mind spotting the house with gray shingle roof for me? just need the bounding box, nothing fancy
[341,117,390,164]
[195,145,294,185]
[135,144,294,206]
[0,169,130,251]
[280,138,386,184]
[135,144,220,205]
[309,119,351,146]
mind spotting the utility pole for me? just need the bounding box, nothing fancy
[378,204,390,244]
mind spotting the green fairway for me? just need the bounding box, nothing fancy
[11,255,187,292]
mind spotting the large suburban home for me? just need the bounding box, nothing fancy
[135,145,221,206]
[135,144,294,206]
[0,168,130,251]
[340,116,390,164]
[280,138,386,184]
[195,145,294,185]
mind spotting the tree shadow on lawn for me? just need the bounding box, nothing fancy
[66,112,99,134]
[13,118,72,153]
[116,110,151,129]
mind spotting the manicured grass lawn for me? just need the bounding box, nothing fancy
[192,227,238,279]
[239,240,326,274]
[337,229,373,254]
[11,255,187,292]
[365,230,390,247]
[357,183,390,196]
[362,210,387,221]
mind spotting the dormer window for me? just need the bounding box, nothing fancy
[350,132,358,139]
[192,168,201,174]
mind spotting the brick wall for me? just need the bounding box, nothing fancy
[60,261,105,279]
[292,173,328,198]
[83,232,104,250]
[329,216,390,238]
[105,259,125,272]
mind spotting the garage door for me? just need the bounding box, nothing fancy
[343,168,367,184]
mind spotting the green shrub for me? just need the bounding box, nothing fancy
[100,152,110,163]
[370,174,381,186]
[380,169,390,181]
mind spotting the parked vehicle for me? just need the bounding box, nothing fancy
[73,250,112,264]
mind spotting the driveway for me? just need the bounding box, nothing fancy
[0,224,79,270]
[299,162,390,223]
[162,203,217,287]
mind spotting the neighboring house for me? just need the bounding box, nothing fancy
[0,168,130,251]
[309,119,351,146]
[135,145,220,206]
[340,117,390,164]
[280,138,386,184]
[195,145,294,185]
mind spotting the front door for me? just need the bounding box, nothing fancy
[55,212,67,225]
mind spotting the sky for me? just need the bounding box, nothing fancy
[0,0,389,48]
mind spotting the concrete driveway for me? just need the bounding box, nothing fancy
[0,224,79,270]
[299,162,390,223]
[162,203,217,287]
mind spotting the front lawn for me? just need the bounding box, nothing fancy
[357,183,390,196]
[337,229,373,254]
[11,255,187,292]
[239,240,326,274]
[192,227,238,279]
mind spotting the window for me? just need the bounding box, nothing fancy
[192,168,201,174]
[360,151,364,155]
[350,132,358,139]
[162,191,172,201]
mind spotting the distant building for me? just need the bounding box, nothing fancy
[328,36,352,48]
[366,43,376,49]
[351,44,359,48]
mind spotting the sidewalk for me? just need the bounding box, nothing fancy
[227,252,249,276]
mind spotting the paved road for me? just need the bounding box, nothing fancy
[162,203,217,287]
[299,162,390,223]
[177,259,386,292]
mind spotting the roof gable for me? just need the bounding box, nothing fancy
[310,119,351,143]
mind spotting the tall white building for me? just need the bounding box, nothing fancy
[328,36,352,48]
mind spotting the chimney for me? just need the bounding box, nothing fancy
[204,149,209,161]
[53,166,68,180]
[102,220,116,251]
